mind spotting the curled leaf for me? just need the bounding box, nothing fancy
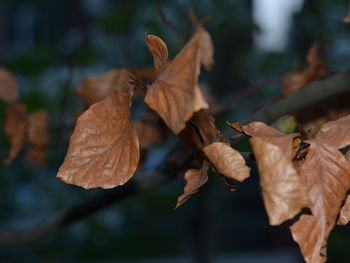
[203,142,250,182]
[0,69,18,103]
[4,103,27,163]
[75,69,129,105]
[175,160,209,208]
[145,34,209,134]
[250,137,310,225]
[145,35,168,75]
[57,82,140,189]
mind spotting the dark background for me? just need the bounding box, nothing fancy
[0,0,350,262]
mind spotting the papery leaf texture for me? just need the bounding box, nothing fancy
[75,69,129,105]
[57,82,140,189]
[145,34,209,134]
[175,160,209,208]
[203,142,250,182]
[289,115,350,263]
[0,68,18,103]
[194,26,215,70]
[145,35,168,75]
[4,103,27,164]
[250,137,310,226]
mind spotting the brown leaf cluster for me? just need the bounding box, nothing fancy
[4,104,50,166]
[232,116,350,263]
[145,26,214,134]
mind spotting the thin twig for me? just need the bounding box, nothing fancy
[156,5,186,39]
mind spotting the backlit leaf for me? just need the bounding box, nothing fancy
[203,142,250,182]
[145,34,209,134]
[250,137,310,225]
[57,82,140,189]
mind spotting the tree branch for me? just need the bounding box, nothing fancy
[1,69,349,247]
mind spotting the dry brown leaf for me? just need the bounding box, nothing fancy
[145,35,168,75]
[344,3,350,22]
[250,137,310,225]
[0,68,18,103]
[130,68,156,84]
[289,115,350,263]
[203,142,250,182]
[194,26,215,70]
[57,82,140,189]
[4,103,27,163]
[26,146,46,168]
[134,109,168,150]
[282,44,326,96]
[230,121,301,159]
[75,69,129,105]
[175,160,209,208]
[338,149,350,225]
[26,111,50,167]
[27,111,50,147]
[145,34,209,134]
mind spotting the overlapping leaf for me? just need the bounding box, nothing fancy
[176,160,209,208]
[203,142,250,182]
[194,26,215,70]
[289,115,350,263]
[57,82,140,189]
[145,34,209,134]
[75,69,129,105]
[250,137,310,225]
[4,103,27,163]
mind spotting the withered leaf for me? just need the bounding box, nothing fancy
[27,111,50,148]
[289,115,350,263]
[203,142,250,182]
[145,34,209,134]
[4,103,27,163]
[230,121,301,159]
[0,68,18,103]
[26,111,50,167]
[338,149,350,225]
[57,82,140,189]
[145,35,168,75]
[194,26,215,70]
[75,69,129,105]
[282,44,326,96]
[250,137,310,226]
[175,160,209,208]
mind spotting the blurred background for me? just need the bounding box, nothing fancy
[0,0,350,262]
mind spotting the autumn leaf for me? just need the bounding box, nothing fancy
[338,150,350,225]
[250,137,310,225]
[203,142,250,182]
[130,68,156,84]
[75,69,129,105]
[230,121,301,159]
[175,160,209,208]
[194,26,215,70]
[289,115,350,263]
[282,44,326,97]
[4,103,27,164]
[145,34,209,134]
[57,82,140,189]
[344,3,350,22]
[0,68,18,103]
[26,111,50,167]
[145,35,168,75]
